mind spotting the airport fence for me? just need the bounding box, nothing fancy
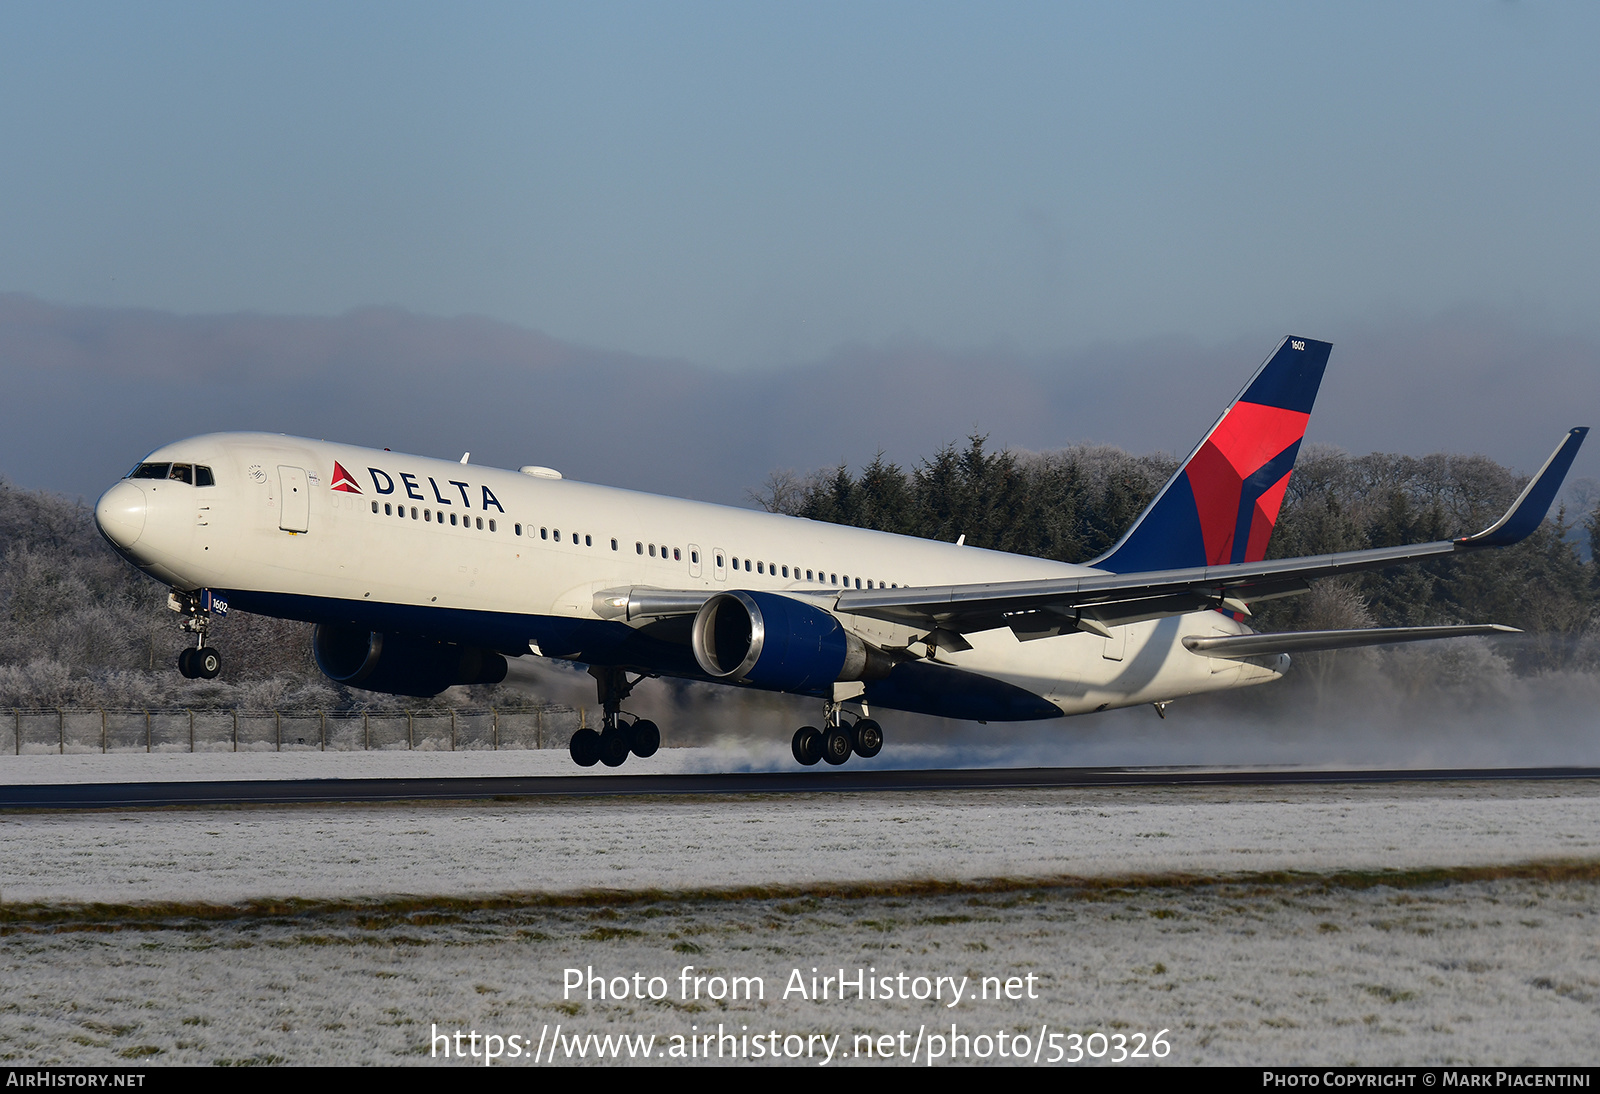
[1,706,591,755]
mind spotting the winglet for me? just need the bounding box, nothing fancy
[1459,427,1589,548]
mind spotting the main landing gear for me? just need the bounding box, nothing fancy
[791,696,883,767]
[170,591,223,680]
[569,666,661,768]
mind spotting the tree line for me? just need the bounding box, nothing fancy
[1,434,1594,712]
[752,436,1599,674]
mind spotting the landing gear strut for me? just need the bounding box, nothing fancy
[569,666,660,768]
[792,695,882,767]
[171,591,223,680]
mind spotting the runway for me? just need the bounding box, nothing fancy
[3,763,1599,810]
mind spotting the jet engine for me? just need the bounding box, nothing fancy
[690,590,891,693]
[312,624,508,697]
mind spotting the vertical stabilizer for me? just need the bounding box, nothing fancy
[1090,337,1332,574]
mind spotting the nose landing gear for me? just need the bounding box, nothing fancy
[177,646,222,680]
[170,590,224,680]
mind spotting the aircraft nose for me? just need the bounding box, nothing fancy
[95,481,147,550]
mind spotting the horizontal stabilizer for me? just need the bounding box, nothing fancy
[1182,624,1519,660]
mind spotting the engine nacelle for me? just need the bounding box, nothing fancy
[312,624,508,698]
[690,591,890,693]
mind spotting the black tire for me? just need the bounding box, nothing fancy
[792,726,823,766]
[176,648,196,678]
[194,647,222,680]
[821,725,853,766]
[569,727,601,767]
[599,725,631,767]
[852,718,883,758]
[631,719,660,758]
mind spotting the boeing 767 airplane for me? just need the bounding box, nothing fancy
[93,337,1587,767]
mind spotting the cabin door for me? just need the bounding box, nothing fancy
[278,466,310,532]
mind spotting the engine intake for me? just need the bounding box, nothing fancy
[312,624,508,697]
[690,591,890,693]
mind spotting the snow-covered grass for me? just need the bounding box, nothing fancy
[2,869,1596,1066]
[1,782,1597,905]
[2,777,1597,1066]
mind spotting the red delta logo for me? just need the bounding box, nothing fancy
[330,461,363,494]
[1186,400,1309,565]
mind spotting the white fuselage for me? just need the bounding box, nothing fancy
[95,433,1281,720]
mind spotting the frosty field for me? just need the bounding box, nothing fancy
[1,761,1597,1066]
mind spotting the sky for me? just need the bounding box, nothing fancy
[4,3,1599,366]
[0,3,1597,499]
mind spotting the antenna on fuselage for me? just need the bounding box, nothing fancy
[460,452,470,464]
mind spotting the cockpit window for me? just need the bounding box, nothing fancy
[125,461,213,485]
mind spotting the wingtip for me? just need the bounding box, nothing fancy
[1459,427,1588,547]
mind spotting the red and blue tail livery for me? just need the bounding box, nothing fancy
[1092,337,1331,574]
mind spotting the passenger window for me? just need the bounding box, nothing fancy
[479,518,486,530]
[371,501,379,513]
[585,534,591,546]
[757,561,763,574]
[745,559,752,572]
[450,513,457,526]
[855,577,861,588]
[673,548,680,561]
[691,550,699,564]
[515,523,522,536]
[411,507,418,519]
[489,520,497,532]
[554,529,561,541]
[612,539,618,551]
[541,527,548,539]
[385,503,392,515]
[195,466,215,487]
[650,544,656,557]
[731,556,738,570]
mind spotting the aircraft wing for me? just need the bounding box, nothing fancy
[835,427,1588,640]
